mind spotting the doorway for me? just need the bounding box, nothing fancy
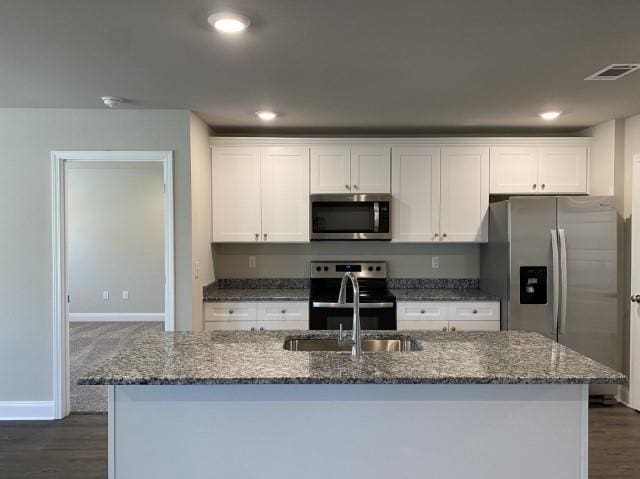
[52,151,175,419]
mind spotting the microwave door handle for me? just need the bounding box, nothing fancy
[373,202,380,233]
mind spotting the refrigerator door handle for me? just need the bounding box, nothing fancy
[550,229,560,336]
[558,228,568,335]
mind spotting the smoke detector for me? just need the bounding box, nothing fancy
[585,64,640,81]
[101,96,125,108]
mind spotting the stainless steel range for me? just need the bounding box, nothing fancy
[309,261,396,330]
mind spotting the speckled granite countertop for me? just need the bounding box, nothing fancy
[390,288,500,302]
[79,330,625,386]
[204,288,310,302]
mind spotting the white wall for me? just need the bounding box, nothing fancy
[190,113,214,331]
[0,108,192,402]
[213,243,480,279]
[66,162,164,315]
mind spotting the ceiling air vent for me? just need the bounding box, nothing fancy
[585,64,640,80]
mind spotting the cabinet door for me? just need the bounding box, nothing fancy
[447,321,500,332]
[204,302,257,322]
[310,146,351,193]
[397,302,448,321]
[204,321,258,331]
[490,147,539,194]
[397,320,449,331]
[440,147,489,242]
[257,302,309,323]
[538,146,587,194]
[448,302,500,322]
[392,147,441,242]
[350,145,391,193]
[212,147,262,242]
[260,147,310,242]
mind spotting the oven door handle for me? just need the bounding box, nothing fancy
[311,302,395,309]
[373,202,380,233]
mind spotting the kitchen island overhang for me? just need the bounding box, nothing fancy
[80,331,626,479]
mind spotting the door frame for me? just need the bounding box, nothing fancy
[630,155,640,410]
[51,150,175,419]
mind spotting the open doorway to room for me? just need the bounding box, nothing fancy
[52,151,174,418]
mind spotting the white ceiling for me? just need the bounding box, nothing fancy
[1,0,640,133]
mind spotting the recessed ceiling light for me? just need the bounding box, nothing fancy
[539,111,561,121]
[256,110,277,121]
[208,13,250,33]
[101,96,125,108]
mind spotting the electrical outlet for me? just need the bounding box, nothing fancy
[102,290,110,300]
[248,256,256,269]
[431,256,440,269]
[122,290,129,300]
[194,261,200,280]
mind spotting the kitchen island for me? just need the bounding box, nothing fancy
[80,330,625,479]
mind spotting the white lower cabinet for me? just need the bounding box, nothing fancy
[397,301,500,331]
[204,301,308,331]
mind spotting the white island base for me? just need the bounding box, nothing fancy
[108,383,588,479]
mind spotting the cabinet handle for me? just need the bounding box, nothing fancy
[541,184,546,189]
[533,184,537,190]
[281,309,286,314]
[420,310,426,314]
[259,327,265,331]
[250,327,256,331]
[442,233,447,238]
[255,233,259,241]
[352,184,359,190]
[345,184,351,190]
[472,309,478,314]
[450,326,457,331]
[228,309,234,314]
[434,233,439,238]
[263,233,268,240]
[442,326,448,331]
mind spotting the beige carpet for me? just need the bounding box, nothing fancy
[70,321,164,413]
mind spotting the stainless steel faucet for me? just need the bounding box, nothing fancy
[337,272,362,357]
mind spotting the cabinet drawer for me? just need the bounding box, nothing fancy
[397,320,449,331]
[448,302,499,321]
[397,302,448,321]
[204,302,257,322]
[448,320,500,332]
[257,302,309,322]
[204,320,258,331]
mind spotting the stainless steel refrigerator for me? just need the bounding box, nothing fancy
[480,196,619,371]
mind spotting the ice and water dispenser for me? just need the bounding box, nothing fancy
[519,266,547,304]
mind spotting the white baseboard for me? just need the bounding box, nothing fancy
[0,401,55,420]
[69,313,165,322]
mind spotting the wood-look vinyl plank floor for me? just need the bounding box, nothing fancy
[0,405,639,478]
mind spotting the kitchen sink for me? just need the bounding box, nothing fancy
[283,336,421,353]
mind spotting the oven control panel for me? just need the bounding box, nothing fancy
[310,261,387,279]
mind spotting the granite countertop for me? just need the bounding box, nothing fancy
[79,330,626,386]
[204,288,310,302]
[390,288,500,302]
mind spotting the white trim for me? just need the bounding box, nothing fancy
[210,136,592,147]
[0,401,56,420]
[69,313,166,322]
[51,150,175,420]
[630,154,640,412]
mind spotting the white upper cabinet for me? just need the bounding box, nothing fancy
[212,146,310,243]
[490,147,539,194]
[489,146,587,194]
[350,145,391,193]
[310,145,391,193]
[260,147,310,242]
[211,146,262,242]
[392,147,441,242]
[537,146,587,194]
[440,147,489,242]
[310,146,351,193]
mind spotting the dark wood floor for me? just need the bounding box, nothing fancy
[0,405,639,478]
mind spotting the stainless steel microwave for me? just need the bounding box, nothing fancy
[310,194,391,240]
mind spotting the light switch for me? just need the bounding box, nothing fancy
[194,261,200,280]
[248,256,256,269]
[102,290,110,300]
[431,256,440,269]
[122,290,129,300]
